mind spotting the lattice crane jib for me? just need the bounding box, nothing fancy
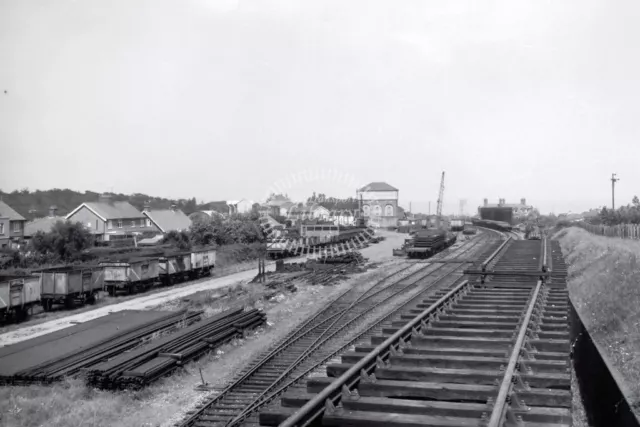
[436,171,445,227]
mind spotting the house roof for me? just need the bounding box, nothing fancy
[189,210,224,219]
[0,200,26,221]
[66,201,143,221]
[227,199,254,206]
[358,182,398,192]
[143,209,192,233]
[267,195,292,207]
[24,216,66,237]
[200,201,228,214]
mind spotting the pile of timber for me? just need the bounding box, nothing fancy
[85,308,265,390]
[315,251,366,264]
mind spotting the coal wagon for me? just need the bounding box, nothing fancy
[159,251,192,285]
[100,256,160,296]
[190,247,216,278]
[0,274,41,321]
[37,266,103,310]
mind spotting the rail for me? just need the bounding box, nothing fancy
[486,279,543,426]
[279,280,471,427]
[481,236,511,272]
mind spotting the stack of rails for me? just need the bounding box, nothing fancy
[0,310,198,385]
[86,308,266,390]
[406,230,446,259]
[315,252,366,264]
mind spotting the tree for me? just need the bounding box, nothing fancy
[162,230,191,250]
[30,221,94,261]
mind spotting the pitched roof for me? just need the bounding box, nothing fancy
[0,200,26,221]
[143,209,192,233]
[358,182,398,192]
[200,201,228,214]
[24,216,66,237]
[66,201,143,221]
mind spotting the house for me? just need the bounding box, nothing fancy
[65,194,147,242]
[0,200,26,248]
[480,198,534,219]
[288,204,331,222]
[142,205,192,234]
[189,210,225,223]
[227,199,254,215]
[265,195,293,217]
[356,182,399,228]
[24,206,66,239]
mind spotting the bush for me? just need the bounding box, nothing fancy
[29,221,94,261]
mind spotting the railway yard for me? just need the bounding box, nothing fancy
[0,228,637,427]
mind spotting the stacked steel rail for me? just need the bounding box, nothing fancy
[176,232,499,427]
[0,309,201,385]
[86,308,266,390]
[268,236,572,427]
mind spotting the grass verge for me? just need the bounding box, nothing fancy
[555,227,640,410]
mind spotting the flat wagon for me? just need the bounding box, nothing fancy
[100,256,160,296]
[189,248,216,278]
[159,251,192,285]
[37,266,103,310]
[0,274,41,321]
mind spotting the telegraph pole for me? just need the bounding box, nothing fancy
[611,173,620,210]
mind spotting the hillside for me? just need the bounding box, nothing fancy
[0,189,201,220]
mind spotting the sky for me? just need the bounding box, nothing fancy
[1,0,640,215]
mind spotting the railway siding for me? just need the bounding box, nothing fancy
[264,238,572,427]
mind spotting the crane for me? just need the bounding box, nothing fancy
[435,171,445,229]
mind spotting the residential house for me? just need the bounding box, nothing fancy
[189,210,225,223]
[142,205,192,234]
[0,200,26,248]
[288,204,331,222]
[24,206,65,239]
[65,194,147,242]
[356,181,399,228]
[265,195,293,217]
[227,199,254,215]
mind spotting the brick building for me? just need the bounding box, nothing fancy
[356,182,399,228]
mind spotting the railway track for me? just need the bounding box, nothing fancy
[262,236,572,427]
[176,233,500,427]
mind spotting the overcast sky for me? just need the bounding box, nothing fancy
[1,0,639,215]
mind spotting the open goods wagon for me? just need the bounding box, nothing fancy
[159,251,192,285]
[450,219,465,232]
[101,257,160,296]
[190,247,216,277]
[0,274,41,321]
[471,218,513,232]
[37,266,103,310]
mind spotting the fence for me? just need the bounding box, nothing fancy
[577,222,640,239]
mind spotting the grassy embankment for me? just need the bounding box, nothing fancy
[555,227,640,411]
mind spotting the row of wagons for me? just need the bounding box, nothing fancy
[0,247,216,322]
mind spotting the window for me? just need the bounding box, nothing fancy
[12,222,21,232]
[363,205,370,217]
[140,218,145,227]
[0,223,4,234]
[385,205,394,217]
[131,220,136,227]
[145,218,151,227]
[96,220,99,230]
[373,205,382,217]
[107,220,112,230]
[117,220,123,228]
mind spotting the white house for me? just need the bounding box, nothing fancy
[227,199,254,214]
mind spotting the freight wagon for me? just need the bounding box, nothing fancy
[405,230,455,259]
[266,224,372,259]
[159,251,192,285]
[190,247,216,278]
[101,257,161,296]
[37,266,103,310]
[450,219,465,232]
[0,274,41,321]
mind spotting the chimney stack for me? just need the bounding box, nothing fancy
[143,202,151,213]
[483,198,488,207]
[48,205,57,217]
[521,198,526,206]
[170,204,177,212]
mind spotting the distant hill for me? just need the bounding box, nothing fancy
[0,189,201,221]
